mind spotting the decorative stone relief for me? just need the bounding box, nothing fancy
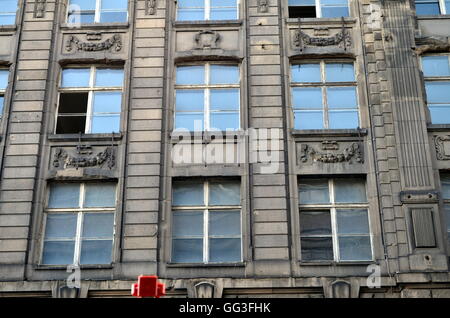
[414,35,450,55]
[34,0,46,18]
[399,190,439,204]
[186,280,223,298]
[293,18,351,50]
[65,34,122,53]
[258,0,269,13]
[194,30,221,50]
[300,142,363,164]
[434,135,450,160]
[52,146,116,170]
[146,0,157,15]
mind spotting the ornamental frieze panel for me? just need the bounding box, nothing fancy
[434,135,450,161]
[62,33,126,55]
[297,141,364,165]
[50,145,116,171]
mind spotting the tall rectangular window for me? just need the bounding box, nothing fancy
[288,0,349,18]
[291,61,359,130]
[298,178,372,262]
[56,66,124,134]
[174,63,240,131]
[440,173,450,246]
[176,0,238,21]
[171,180,242,263]
[67,0,128,24]
[421,55,450,124]
[42,182,116,265]
[415,0,449,15]
[0,70,8,116]
[0,0,17,25]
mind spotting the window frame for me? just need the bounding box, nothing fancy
[175,0,240,21]
[415,0,449,15]
[290,60,360,130]
[171,180,243,264]
[0,69,9,118]
[420,54,450,125]
[298,178,373,262]
[440,172,450,249]
[55,65,124,134]
[173,62,241,131]
[288,0,350,18]
[66,0,129,24]
[40,182,117,266]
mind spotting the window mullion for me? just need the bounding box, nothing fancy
[205,64,210,131]
[95,0,101,22]
[316,0,321,17]
[204,181,209,263]
[205,0,210,20]
[329,179,340,262]
[85,67,96,133]
[321,62,329,129]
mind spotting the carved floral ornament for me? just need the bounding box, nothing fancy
[53,146,116,170]
[300,142,364,164]
[65,34,122,53]
[194,30,221,50]
[434,135,450,160]
[146,0,157,15]
[34,0,46,18]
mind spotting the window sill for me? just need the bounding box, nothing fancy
[286,17,357,25]
[0,24,16,33]
[172,19,243,28]
[299,260,376,266]
[34,264,114,270]
[292,128,367,138]
[48,132,123,142]
[427,124,450,132]
[60,22,130,31]
[416,14,450,20]
[166,262,246,268]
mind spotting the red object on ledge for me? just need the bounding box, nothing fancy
[131,275,166,298]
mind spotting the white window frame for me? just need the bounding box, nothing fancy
[416,0,449,15]
[289,0,350,18]
[55,65,123,134]
[171,180,242,264]
[174,63,241,131]
[299,178,373,262]
[176,0,240,21]
[67,0,129,24]
[41,182,117,266]
[290,60,360,130]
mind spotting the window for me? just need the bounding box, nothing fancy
[171,180,242,263]
[298,178,372,261]
[421,55,450,124]
[288,0,349,18]
[174,64,240,131]
[67,0,128,24]
[41,182,117,265]
[176,0,238,21]
[0,70,8,116]
[0,0,17,24]
[56,66,124,134]
[440,173,450,246]
[291,61,359,130]
[415,0,450,15]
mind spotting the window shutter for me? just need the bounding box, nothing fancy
[411,208,436,248]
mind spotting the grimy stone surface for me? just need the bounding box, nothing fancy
[0,0,449,298]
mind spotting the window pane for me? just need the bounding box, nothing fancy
[441,174,450,198]
[321,6,349,18]
[45,214,77,239]
[93,92,122,113]
[446,1,450,13]
[69,0,96,10]
[172,211,204,236]
[82,213,114,238]
[48,183,80,208]
[445,204,450,232]
[210,65,239,84]
[325,63,355,82]
[416,2,440,15]
[176,66,204,85]
[294,111,324,129]
[42,241,75,265]
[172,239,203,263]
[209,210,241,236]
[0,70,8,89]
[211,0,236,6]
[289,0,315,5]
[336,209,370,235]
[80,240,113,264]
[173,182,204,206]
[292,87,323,109]
[209,238,241,262]
[0,14,15,25]
[327,87,357,108]
[299,179,330,204]
[84,183,117,208]
[2,0,17,12]
[210,7,237,20]
[176,90,204,111]
[177,8,204,20]
[328,110,359,129]
[429,105,450,124]
[95,69,124,87]
[301,237,333,261]
[425,81,450,103]
[100,11,128,22]
[68,12,96,24]
[58,92,89,114]
[209,182,240,205]
[61,69,90,87]
[300,211,332,236]
[210,112,239,130]
[175,112,204,131]
[210,89,239,111]
[91,115,120,133]
[334,178,367,203]
[101,0,127,10]
[422,56,450,77]
[338,236,372,261]
[178,0,204,7]
[291,64,321,83]
[0,96,4,114]
[56,115,87,134]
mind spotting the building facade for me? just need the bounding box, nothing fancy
[0,0,450,298]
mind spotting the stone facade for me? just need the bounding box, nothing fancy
[0,0,450,298]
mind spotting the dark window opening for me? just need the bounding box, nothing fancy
[56,92,88,134]
[289,6,316,18]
